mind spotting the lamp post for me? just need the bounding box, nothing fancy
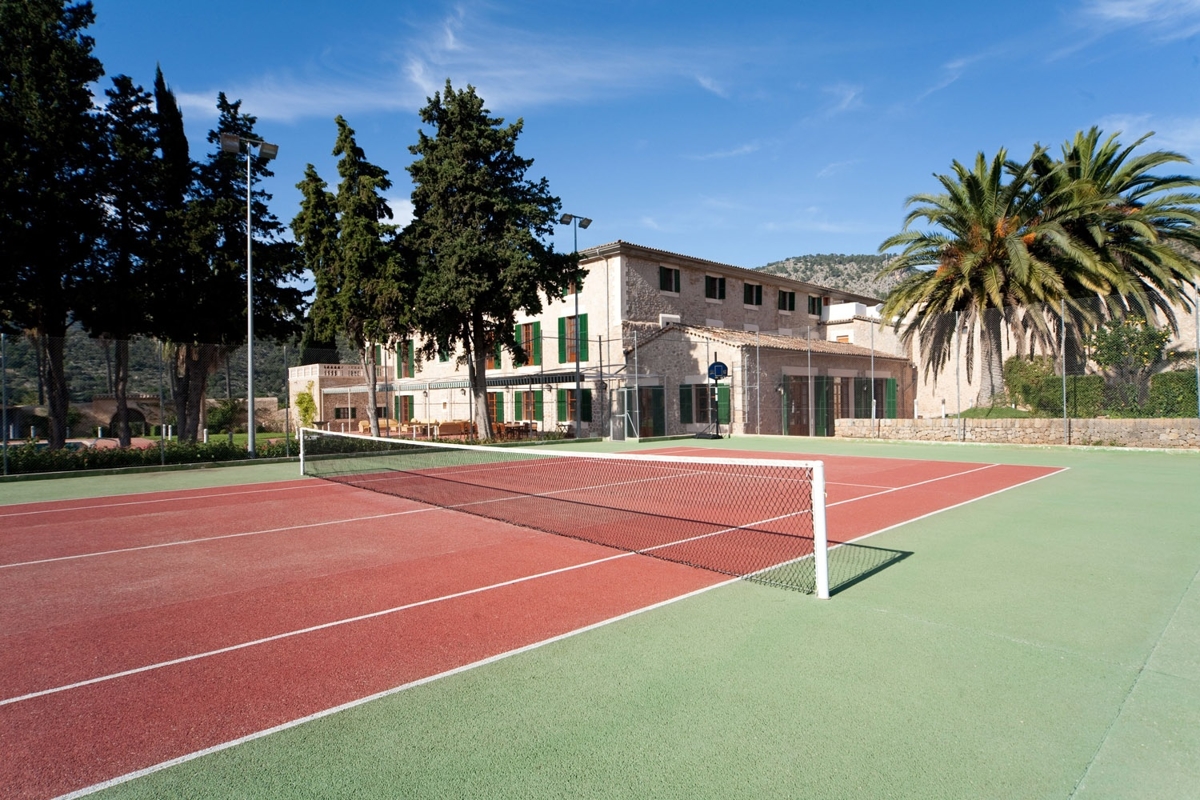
[219,132,278,455]
[558,213,591,438]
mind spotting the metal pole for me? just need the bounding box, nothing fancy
[812,462,830,600]
[870,320,876,438]
[1194,280,1199,422]
[246,147,256,456]
[807,325,813,436]
[598,335,605,439]
[572,219,581,438]
[157,340,165,466]
[756,332,760,435]
[633,329,640,438]
[284,344,290,458]
[955,311,962,442]
[1061,299,1068,445]
[1,332,8,476]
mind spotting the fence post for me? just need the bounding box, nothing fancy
[1061,299,1068,446]
[955,311,962,441]
[2,331,8,476]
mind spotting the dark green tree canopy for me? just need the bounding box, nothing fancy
[406,80,577,363]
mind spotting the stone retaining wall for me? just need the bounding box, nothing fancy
[835,417,1200,448]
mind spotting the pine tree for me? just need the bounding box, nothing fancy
[0,0,105,447]
[405,81,576,439]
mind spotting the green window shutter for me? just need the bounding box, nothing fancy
[557,388,568,422]
[494,341,503,367]
[557,317,567,364]
[581,389,592,422]
[514,391,524,421]
[534,392,544,422]
[515,324,522,364]
[717,385,731,424]
[679,384,693,424]
[494,394,504,423]
[393,395,399,419]
[886,378,897,418]
[744,283,752,304]
[578,314,589,361]
[406,341,415,376]
[532,321,542,366]
[651,386,666,437]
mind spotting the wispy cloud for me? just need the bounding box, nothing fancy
[386,197,415,227]
[696,75,729,98]
[1097,113,1200,157]
[1082,0,1200,38]
[816,159,860,178]
[640,216,663,231]
[823,83,862,114]
[687,141,761,160]
[177,7,731,123]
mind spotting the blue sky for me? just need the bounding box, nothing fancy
[91,0,1200,268]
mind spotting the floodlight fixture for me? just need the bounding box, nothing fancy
[257,142,279,160]
[578,217,592,229]
[220,132,242,154]
[556,211,593,438]
[559,213,573,225]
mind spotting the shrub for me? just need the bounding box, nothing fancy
[2,436,296,475]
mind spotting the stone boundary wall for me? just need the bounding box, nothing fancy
[835,417,1200,448]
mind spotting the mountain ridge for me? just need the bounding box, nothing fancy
[757,253,899,300]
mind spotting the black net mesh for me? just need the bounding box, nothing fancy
[302,429,825,593]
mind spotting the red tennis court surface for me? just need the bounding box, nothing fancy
[0,452,1061,799]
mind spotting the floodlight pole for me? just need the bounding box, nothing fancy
[559,213,592,438]
[220,132,278,456]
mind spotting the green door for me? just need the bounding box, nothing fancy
[638,387,665,438]
[814,376,835,436]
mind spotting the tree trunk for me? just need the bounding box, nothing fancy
[975,309,1005,406]
[170,343,218,442]
[114,338,131,446]
[43,333,69,448]
[361,344,380,438]
[470,319,493,440]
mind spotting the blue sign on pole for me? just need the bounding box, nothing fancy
[708,361,729,380]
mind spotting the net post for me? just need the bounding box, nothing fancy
[299,427,306,476]
[812,462,830,599]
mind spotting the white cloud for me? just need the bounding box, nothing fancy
[1080,0,1200,39]
[823,83,862,114]
[816,159,860,178]
[640,216,663,231]
[696,75,729,98]
[386,197,415,227]
[178,7,732,123]
[687,142,761,160]
[1097,113,1200,157]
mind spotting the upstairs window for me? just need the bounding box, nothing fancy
[516,321,542,366]
[658,266,680,293]
[778,290,796,311]
[744,283,763,306]
[807,295,822,316]
[705,275,726,300]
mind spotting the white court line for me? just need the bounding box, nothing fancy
[52,464,1071,800]
[2,550,637,708]
[0,507,440,570]
[826,463,999,508]
[54,576,741,800]
[0,481,348,519]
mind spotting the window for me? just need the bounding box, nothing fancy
[439,348,450,363]
[743,283,763,306]
[836,334,850,343]
[333,407,356,419]
[485,341,502,369]
[516,322,542,366]
[778,290,796,312]
[705,275,726,300]
[560,275,584,298]
[398,340,415,378]
[807,295,822,316]
[487,392,504,423]
[512,390,543,422]
[395,395,414,421]
[556,388,593,423]
[558,314,589,363]
[658,266,680,293]
[375,406,387,419]
[678,384,728,424]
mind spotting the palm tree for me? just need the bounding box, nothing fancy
[1037,127,1200,329]
[877,149,1099,404]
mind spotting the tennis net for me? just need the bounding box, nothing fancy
[300,428,830,597]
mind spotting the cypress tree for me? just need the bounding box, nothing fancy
[405,81,576,439]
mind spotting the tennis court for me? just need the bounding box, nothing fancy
[1,436,1196,799]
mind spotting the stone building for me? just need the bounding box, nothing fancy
[287,240,918,438]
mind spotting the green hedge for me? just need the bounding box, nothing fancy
[1003,358,1196,418]
[2,437,295,475]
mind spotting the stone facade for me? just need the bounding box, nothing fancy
[836,416,1200,448]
